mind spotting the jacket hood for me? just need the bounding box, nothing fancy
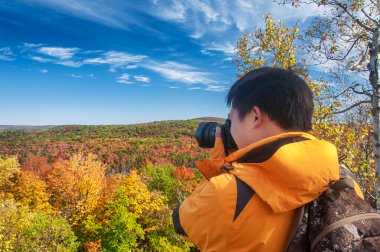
[227,132,340,213]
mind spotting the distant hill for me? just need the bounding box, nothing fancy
[0,117,226,131]
[0,125,58,131]
[0,119,212,172]
[193,117,225,124]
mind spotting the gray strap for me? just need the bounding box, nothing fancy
[311,213,380,251]
[285,205,305,251]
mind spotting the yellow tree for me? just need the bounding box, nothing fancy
[48,153,106,226]
[6,170,53,213]
[277,0,380,207]
[236,14,299,76]
[82,170,191,251]
[234,14,376,201]
[0,156,19,188]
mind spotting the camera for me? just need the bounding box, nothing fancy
[195,119,237,155]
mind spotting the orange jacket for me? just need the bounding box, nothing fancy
[173,132,342,251]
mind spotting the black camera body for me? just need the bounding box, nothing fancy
[195,119,237,156]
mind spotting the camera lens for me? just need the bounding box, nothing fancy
[195,122,220,148]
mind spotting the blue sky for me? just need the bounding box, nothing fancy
[0,0,323,125]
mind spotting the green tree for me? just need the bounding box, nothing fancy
[0,198,78,252]
[80,171,191,251]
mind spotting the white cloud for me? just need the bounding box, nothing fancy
[205,41,235,54]
[143,60,217,84]
[169,86,180,89]
[189,0,219,23]
[205,85,227,92]
[84,51,147,68]
[41,69,48,74]
[117,73,133,84]
[134,75,150,83]
[222,57,233,61]
[58,60,82,68]
[25,0,133,29]
[200,49,214,56]
[0,47,15,61]
[126,65,138,69]
[70,74,82,78]
[24,45,83,67]
[189,86,201,90]
[30,56,50,63]
[22,43,43,48]
[17,42,224,89]
[38,46,79,60]
[152,0,186,21]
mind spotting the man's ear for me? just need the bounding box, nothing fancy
[251,106,263,128]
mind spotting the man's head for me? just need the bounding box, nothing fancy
[226,67,313,149]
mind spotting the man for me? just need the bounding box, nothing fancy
[172,67,340,251]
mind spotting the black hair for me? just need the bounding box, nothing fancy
[226,67,313,131]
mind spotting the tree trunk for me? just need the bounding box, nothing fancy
[369,29,380,210]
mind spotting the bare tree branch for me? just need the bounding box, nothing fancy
[332,84,360,98]
[361,9,379,25]
[333,100,372,115]
[333,0,375,32]
[326,35,363,61]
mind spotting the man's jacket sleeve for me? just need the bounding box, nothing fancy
[172,177,230,249]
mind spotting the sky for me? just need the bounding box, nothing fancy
[0,0,324,125]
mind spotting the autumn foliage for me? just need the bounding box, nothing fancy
[0,117,376,250]
[0,121,203,251]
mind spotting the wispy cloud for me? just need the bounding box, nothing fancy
[26,45,83,67]
[38,46,79,60]
[70,74,82,78]
[134,75,150,83]
[126,65,138,69]
[24,0,132,30]
[152,0,186,21]
[203,41,235,55]
[84,51,147,68]
[188,86,201,90]
[18,42,220,89]
[149,0,324,36]
[205,84,227,92]
[143,60,217,84]
[41,69,48,74]
[30,56,50,63]
[117,73,133,84]
[0,47,15,61]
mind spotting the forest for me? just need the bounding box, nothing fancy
[0,119,210,251]
[0,116,376,251]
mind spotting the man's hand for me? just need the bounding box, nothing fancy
[210,127,226,159]
[215,126,222,138]
[215,126,237,157]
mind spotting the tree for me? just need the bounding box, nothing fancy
[80,170,191,251]
[0,198,78,252]
[236,14,299,76]
[0,156,19,188]
[235,14,339,121]
[48,153,106,226]
[276,0,380,206]
[234,11,379,204]
[21,156,51,180]
[6,170,53,213]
